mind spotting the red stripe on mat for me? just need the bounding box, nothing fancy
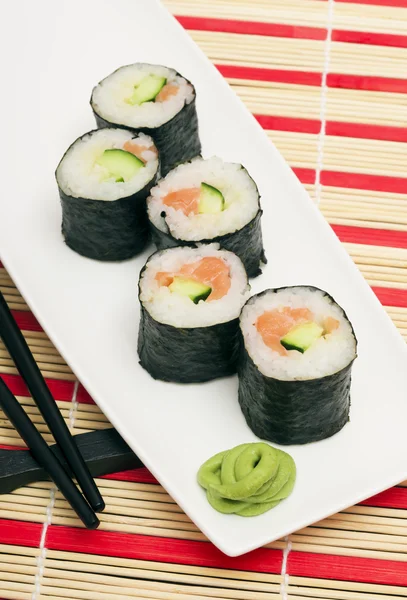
[1,519,406,583]
[0,373,75,401]
[218,64,323,86]
[256,115,321,135]
[11,310,42,332]
[293,167,407,194]
[216,64,407,94]
[326,121,407,143]
[334,0,407,7]
[360,487,407,509]
[0,444,27,450]
[102,468,158,484]
[292,167,319,184]
[0,378,95,406]
[256,114,407,143]
[46,528,283,571]
[372,287,407,308]
[0,519,283,572]
[47,526,282,574]
[320,172,407,194]
[177,16,407,48]
[328,73,407,94]
[76,384,96,405]
[0,520,41,548]
[176,15,326,39]
[331,225,407,249]
[333,29,407,48]
[288,551,407,586]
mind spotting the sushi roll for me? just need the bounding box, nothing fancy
[90,63,201,176]
[147,157,266,278]
[238,286,357,445]
[56,128,159,261]
[138,245,250,383]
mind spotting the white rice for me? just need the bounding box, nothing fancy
[56,129,159,201]
[148,157,260,241]
[91,64,195,129]
[139,244,250,328]
[240,287,357,381]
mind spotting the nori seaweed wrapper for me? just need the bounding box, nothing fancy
[56,131,159,262]
[150,211,266,279]
[238,287,357,445]
[138,307,240,383]
[137,252,245,383]
[91,68,201,177]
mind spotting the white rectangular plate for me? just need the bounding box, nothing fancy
[2,0,407,557]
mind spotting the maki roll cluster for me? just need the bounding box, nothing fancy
[56,62,202,262]
[238,286,357,444]
[56,60,359,479]
[147,156,266,277]
[91,63,201,175]
[138,245,250,383]
[56,129,159,261]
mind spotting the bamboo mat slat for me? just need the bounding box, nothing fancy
[188,31,407,79]
[1,0,407,598]
[228,81,407,126]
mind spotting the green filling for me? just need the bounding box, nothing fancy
[197,443,296,517]
[126,74,167,105]
[169,277,212,304]
[281,321,324,353]
[198,182,225,214]
[96,149,144,182]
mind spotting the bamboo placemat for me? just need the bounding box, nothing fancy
[1,0,407,598]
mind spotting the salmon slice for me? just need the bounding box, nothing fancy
[162,188,200,216]
[155,83,179,102]
[256,307,313,356]
[282,307,313,321]
[323,316,340,333]
[155,256,231,301]
[123,140,158,162]
[180,257,231,301]
[155,272,174,287]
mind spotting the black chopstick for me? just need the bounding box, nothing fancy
[0,376,99,529]
[0,291,105,512]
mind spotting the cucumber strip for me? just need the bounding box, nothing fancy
[198,182,225,214]
[169,277,212,304]
[96,149,144,182]
[281,321,324,353]
[126,75,167,105]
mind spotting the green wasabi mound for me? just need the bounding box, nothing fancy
[197,442,296,517]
